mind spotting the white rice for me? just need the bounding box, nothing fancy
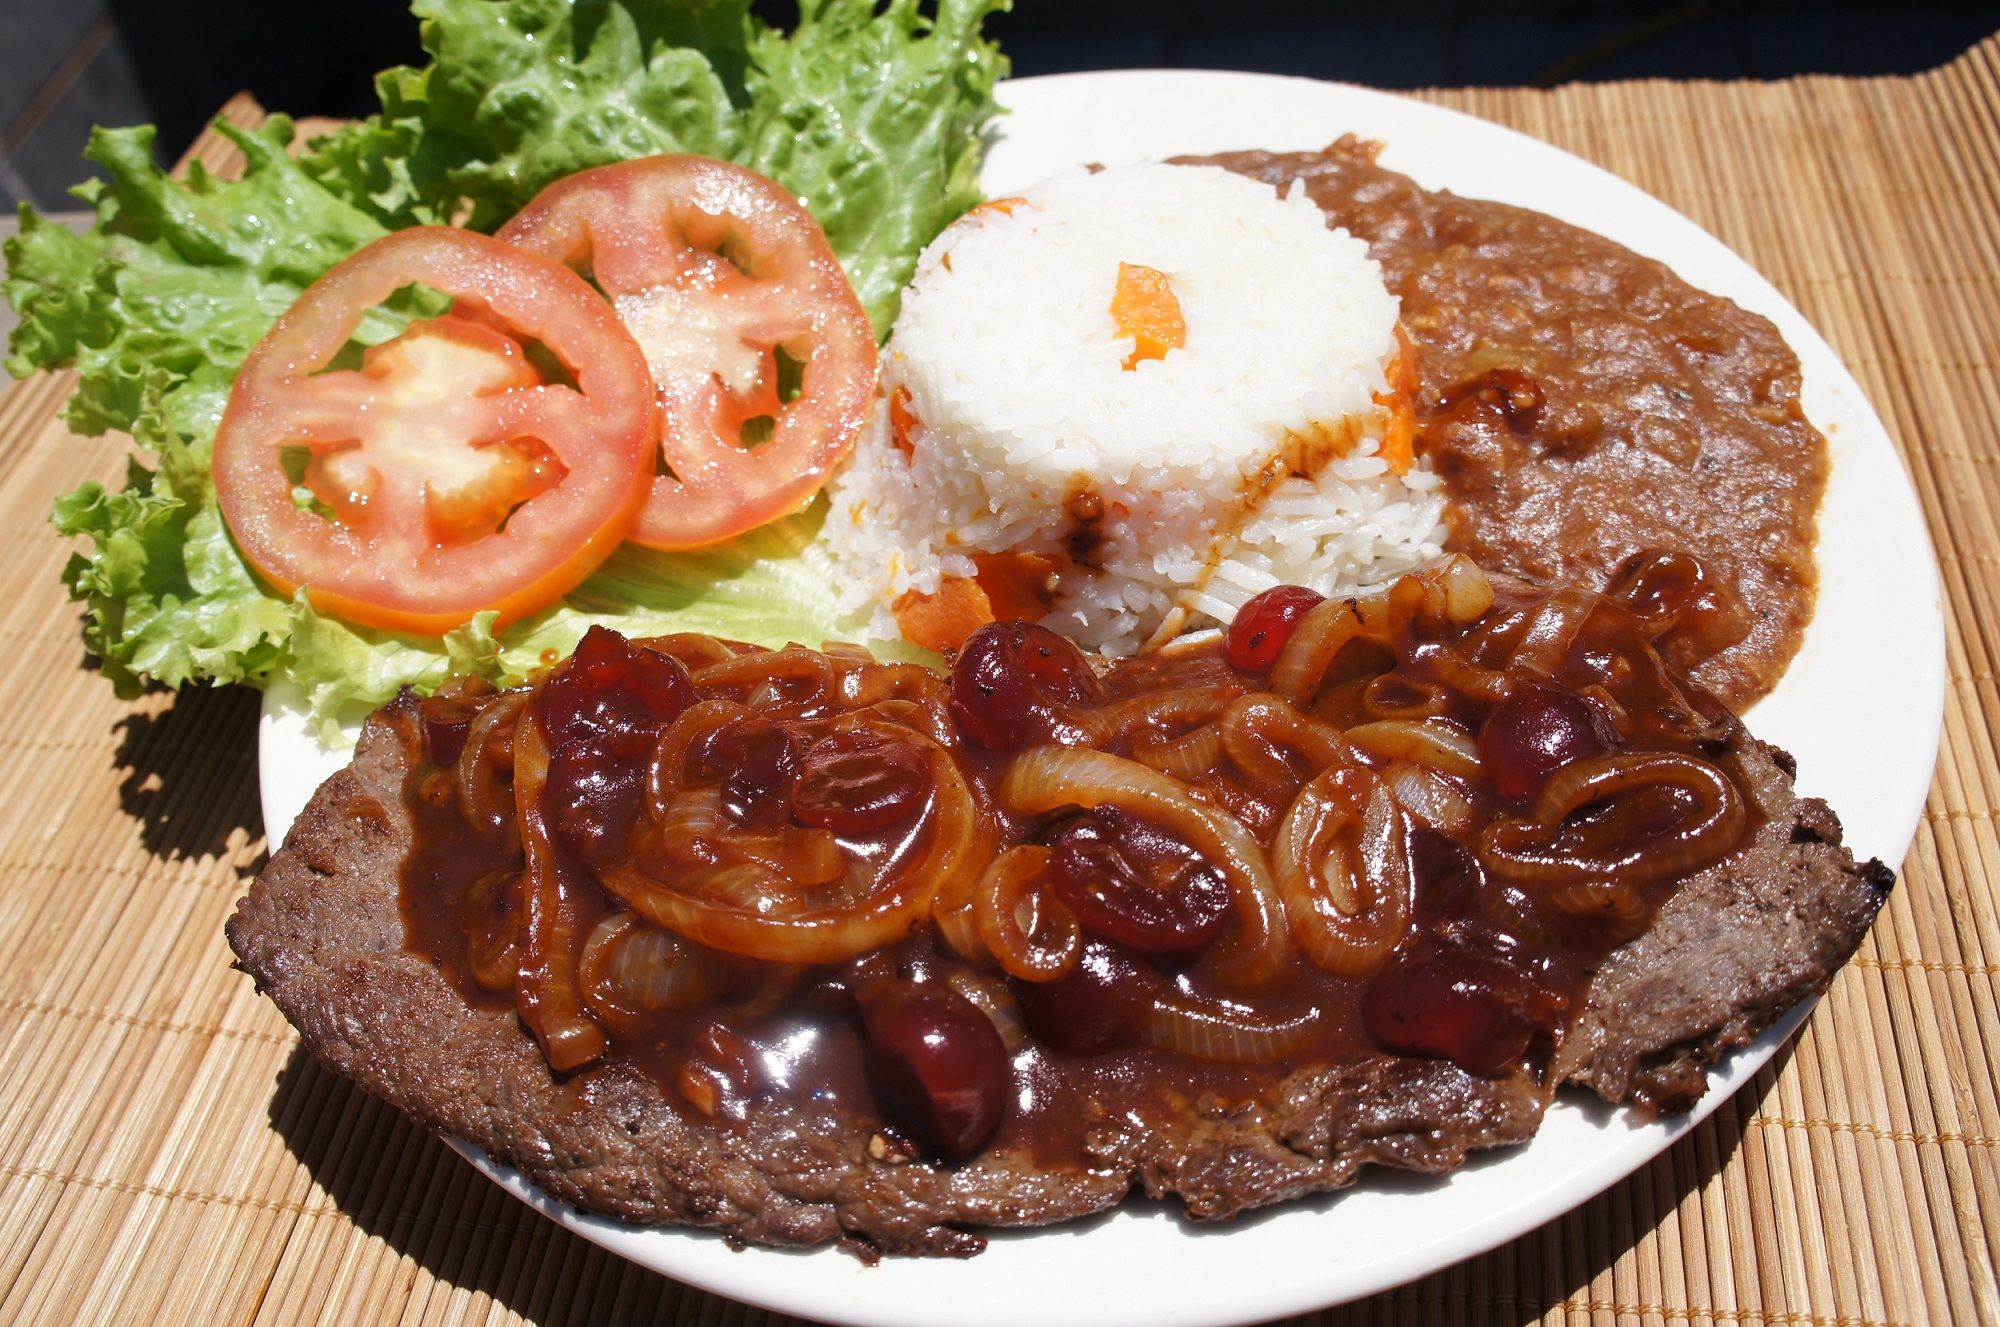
[825,161,1446,654]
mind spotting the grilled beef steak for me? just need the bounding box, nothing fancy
[229,560,1889,1257]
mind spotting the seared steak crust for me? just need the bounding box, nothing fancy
[227,694,1888,1257]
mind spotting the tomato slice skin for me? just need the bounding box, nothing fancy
[499,155,878,550]
[213,226,657,635]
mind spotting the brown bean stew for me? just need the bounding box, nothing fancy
[1188,140,1827,709]
[400,552,1766,1164]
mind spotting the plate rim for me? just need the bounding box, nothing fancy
[255,67,1946,1327]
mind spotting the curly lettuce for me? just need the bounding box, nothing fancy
[8,0,1008,731]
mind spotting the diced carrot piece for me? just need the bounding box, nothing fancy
[973,551,1060,622]
[1373,324,1419,475]
[894,576,994,654]
[1111,262,1185,369]
[966,196,1027,221]
[888,385,920,458]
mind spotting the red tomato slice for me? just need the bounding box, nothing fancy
[213,226,657,635]
[498,155,878,550]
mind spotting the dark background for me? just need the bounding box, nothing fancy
[2,0,1996,212]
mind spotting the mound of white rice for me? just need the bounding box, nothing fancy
[825,161,1446,654]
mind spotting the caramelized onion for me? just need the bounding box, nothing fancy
[864,697,954,746]
[646,698,749,819]
[454,689,528,834]
[633,632,738,670]
[1605,548,1704,638]
[579,911,732,1019]
[601,735,979,965]
[1273,764,1412,978]
[462,866,522,992]
[1000,747,1287,989]
[843,662,955,743]
[657,785,844,884]
[1501,587,1593,678]
[721,961,807,1021]
[692,644,836,718]
[931,845,988,967]
[1219,695,1350,788]
[1344,718,1481,778]
[1479,751,1748,887]
[1434,554,1497,624]
[1384,762,1477,836]
[1541,880,1650,938]
[1142,991,1317,1063]
[1362,674,1457,721]
[1131,722,1225,780]
[971,846,1081,982]
[1079,688,1229,748]
[1269,591,1391,708]
[1387,554,1494,638]
[513,701,609,1072]
[1419,644,1516,705]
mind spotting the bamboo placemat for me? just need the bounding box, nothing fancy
[2,35,1998,1327]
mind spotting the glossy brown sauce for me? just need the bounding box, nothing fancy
[400,555,1759,1165]
[1188,139,1826,708]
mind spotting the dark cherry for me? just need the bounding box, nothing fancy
[858,979,1009,1160]
[949,621,1104,752]
[538,625,695,747]
[1361,942,1557,1077]
[1224,585,1326,674]
[790,729,931,834]
[1047,809,1232,957]
[544,720,654,865]
[1012,940,1164,1055]
[697,720,799,829]
[419,693,480,766]
[1478,681,1610,802]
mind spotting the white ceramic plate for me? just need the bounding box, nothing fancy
[258,71,1945,1327]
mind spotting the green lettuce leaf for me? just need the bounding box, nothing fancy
[307,0,755,232]
[10,0,1005,738]
[743,0,1009,332]
[283,498,931,743]
[309,0,1008,332]
[51,384,291,696]
[8,120,395,441]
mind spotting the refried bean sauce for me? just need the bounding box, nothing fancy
[1187,138,1826,709]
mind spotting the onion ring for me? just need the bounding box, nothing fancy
[970,845,1081,981]
[1079,688,1230,748]
[692,644,836,718]
[602,736,979,964]
[1269,591,1392,708]
[1219,695,1351,788]
[454,689,528,834]
[1272,763,1412,978]
[646,698,749,820]
[1343,718,1481,778]
[1142,991,1318,1063]
[1001,747,1287,989]
[1131,722,1225,781]
[1478,751,1747,887]
[513,699,610,1071]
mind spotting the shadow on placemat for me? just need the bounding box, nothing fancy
[261,1033,1789,1325]
[268,1047,698,1322]
[112,679,264,860]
